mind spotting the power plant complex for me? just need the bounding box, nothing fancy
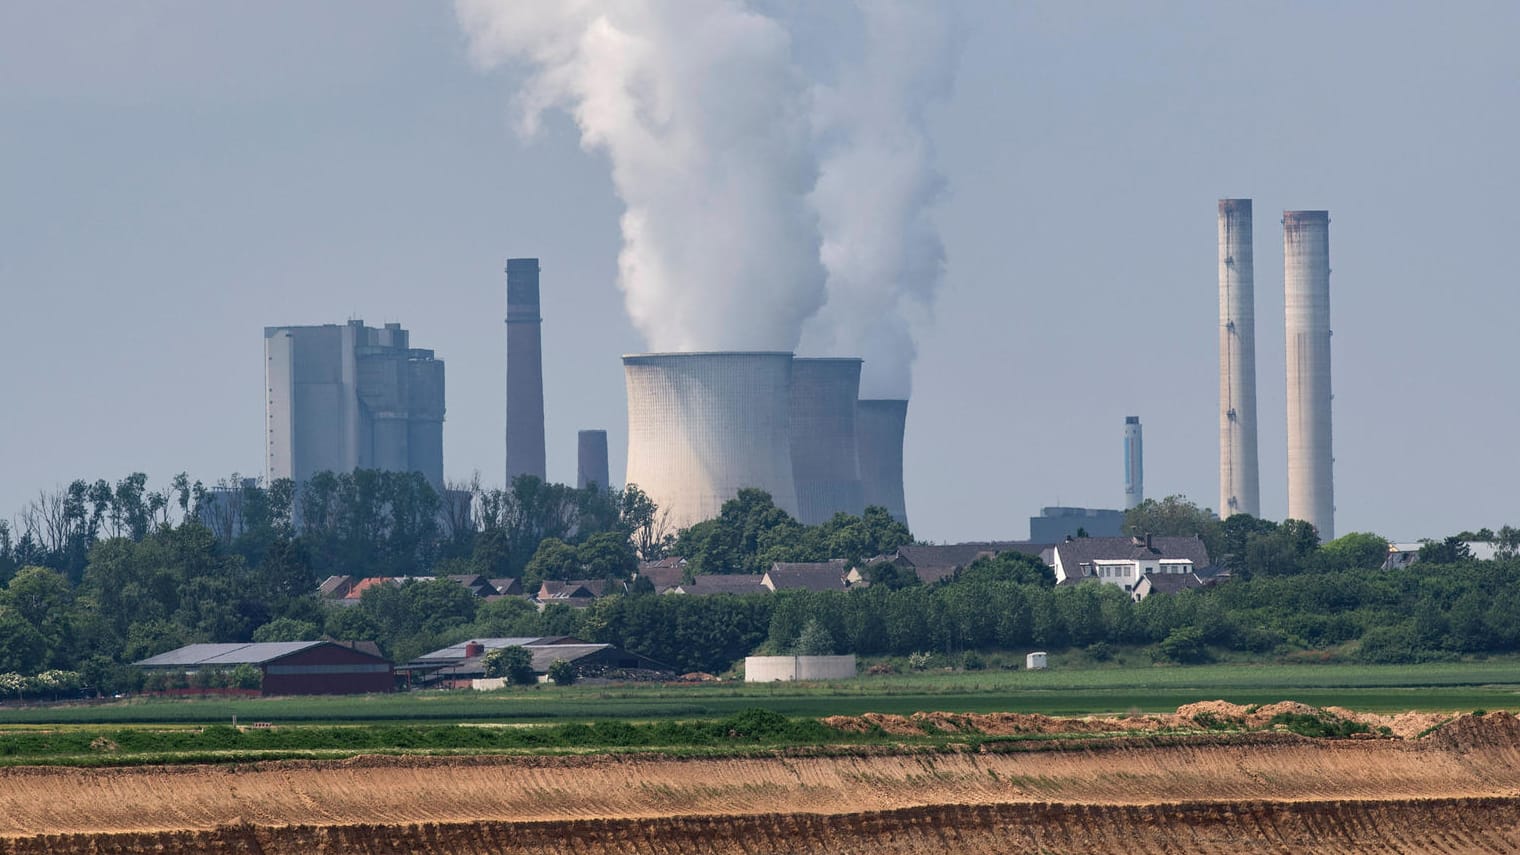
[1217,199,1336,538]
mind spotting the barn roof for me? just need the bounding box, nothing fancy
[133,641,387,668]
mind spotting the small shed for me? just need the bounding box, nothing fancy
[1026,651,1048,670]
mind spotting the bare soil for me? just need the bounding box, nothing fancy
[3,709,1519,854]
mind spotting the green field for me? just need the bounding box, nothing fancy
[2,661,1516,727]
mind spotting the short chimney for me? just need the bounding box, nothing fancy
[1146,533,1154,550]
[464,641,484,658]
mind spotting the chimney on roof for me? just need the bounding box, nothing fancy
[1146,533,1154,550]
[464,641,484,658]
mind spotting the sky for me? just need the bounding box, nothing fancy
[1,1,1516,544]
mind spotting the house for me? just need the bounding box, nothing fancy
[665,574,768,596]
[1130,571,1204,601]
[447,574,498,598]
[133,641,393,695]
[872,542,1049,585]
[317,575,354,598]
[536,578,622,604]
[763,560,850,592]
[1045,535,1212,592]
[637,557,688,592]
[489,577,524,596]
[399,637,672,687]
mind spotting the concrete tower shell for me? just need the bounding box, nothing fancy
[856,399,909,527]
[623,352,799,531]
[577,430,610,491]
[1124,416,1143,510]
[505,258,546,483]
[1284,210,1335,540]
[1219,198,1260,518]
[789,358,866,525]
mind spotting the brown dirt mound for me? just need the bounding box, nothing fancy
[1427,711,1520,751]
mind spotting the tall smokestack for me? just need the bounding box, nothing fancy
[623,352,798,531]
[1284,210,1335,540]
[1219,198,1260,519]
[505,258,546,484]
[577,430,610,491]
[856,399,909,527]
[1124,416,1143,510]
[789,358,865,525]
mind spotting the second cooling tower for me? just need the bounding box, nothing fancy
[623,352,799,531]
[789,358,866,525]
[857,399,909,527]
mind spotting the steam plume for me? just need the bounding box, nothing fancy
[456,0,826,352]
[799,2,959,398]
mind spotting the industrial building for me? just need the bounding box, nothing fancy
[264,321,444,489]
[134,641,394,695]
[1219,198,1261,519]
[1284,210,1335,540]
[577,429,610,489]
[623,351,801,530]
[505,258,547,483]
[856,398,909,526]
[789,358,866,525]
[1029,506,1124,542]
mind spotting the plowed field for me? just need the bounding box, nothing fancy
[5,711,1520,854]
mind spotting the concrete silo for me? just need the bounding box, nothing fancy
[623,352,799,531]
[789,358,865,525]
[577,429,610,490]
[1218,198,1260,519]
[856,399,909,527]
[1284,210,1335,540]
[505,258,546,483]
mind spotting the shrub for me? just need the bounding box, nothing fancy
[230,664,262,690]
[907,651,933,671]
[1156,627,1210,664]
[962,652,986,671]
[547,659,577,686]
[483,646,537,685]
[1085,641,1114,662]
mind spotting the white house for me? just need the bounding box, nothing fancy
[1045,535,1212,592]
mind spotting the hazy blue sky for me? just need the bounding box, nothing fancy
[2,2,1516,543]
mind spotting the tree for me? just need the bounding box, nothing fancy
[251,617,320,642]
[1418,536,1473,565]
[1124,496,1225,560]
[792,618,837,656]
[1317,532,1390,572]
[960,552,1055,587]
[483,645,536,685]
[577,531,637,581]
[546,658,577,685]
[524,538,580,589]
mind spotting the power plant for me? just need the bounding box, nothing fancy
[505,258,547,484]
[857,399,910,527]
[264,320,445,490]
[623,352,801,531]
[1124,416,1143,510]
[1284,210,1335,540]
[789,358,866,525]
[1218,198,1260,519]
[577,429,610,490]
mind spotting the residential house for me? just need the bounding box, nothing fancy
[665,574,768,596]
[1130,571,1204,601]
[869,542,1049,585]
[1046,535,1212,592]
[763,560,850,592]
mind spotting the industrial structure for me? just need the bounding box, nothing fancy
[856,398,909,526]
[1284,210,1335,539]
[623,352,800,531]
[264,321,444,489]
[1218,198,1260,519]
[788,358,866,525]
[1029,506,1124,542]
[577,429,610,490]
[505,258,546,483]
[1123,415,1144,510]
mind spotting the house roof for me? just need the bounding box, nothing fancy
[344,577,397,599]
[410,638,673,676]
[412,636,583,663]
[317,575,353,597]
[489,577,523,596]
[134,641,387,668]
[1051,536,1211,570]
[764,560,848,592]
[539,579,619,599]
[637,564,687,590]
[888,542,1050,584]
[669,574,768,595]
[1136,572,1203,597]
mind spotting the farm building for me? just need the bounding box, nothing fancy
[133,641,393,695]
[400,637,674,687]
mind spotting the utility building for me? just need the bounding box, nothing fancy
[264,321,444,490]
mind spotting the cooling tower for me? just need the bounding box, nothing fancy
[1284,210,1335,540]
[577,429,610,490]
[1219,198,1260,519]
[1124,416,1143,510]
[623,352,799,531]
[789,358,866,525]
[856,399,908,527]
[505,258,546,483]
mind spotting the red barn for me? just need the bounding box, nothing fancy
[134,641,393,695]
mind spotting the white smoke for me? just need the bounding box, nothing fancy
[456,0,826,352]
[455,1,958,386]
[798,2,959,398]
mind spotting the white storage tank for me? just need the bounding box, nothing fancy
[1026,651,1048,671]
[744,655,857,682]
